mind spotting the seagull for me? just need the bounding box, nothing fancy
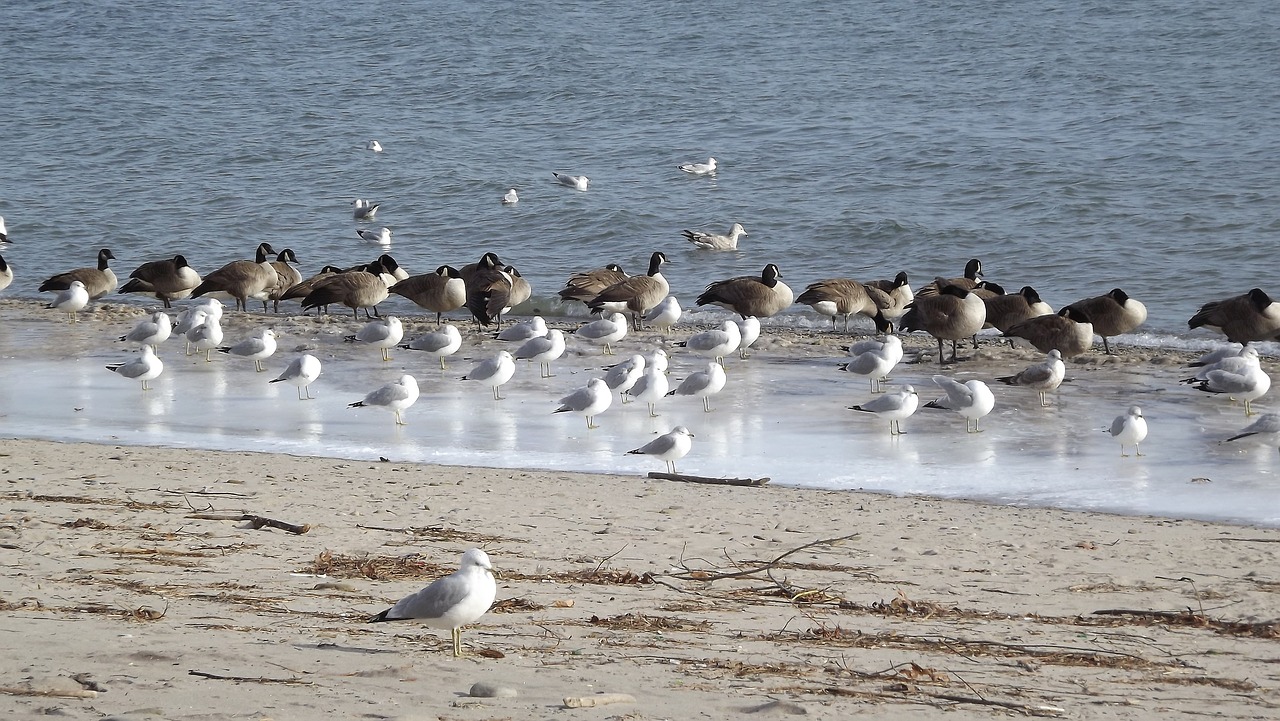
[352,199,381,220]
[105,345,164,391]
[120,311,172,351]
[187,310,224,361]
[1193,362,1271,416]
[496,316,547,342]
[513,329,565,378]
[349,374,420,425]
[367,140,383,152]
[628,426,695,473]
[48,280,89,323]
[217,327,278,372]
[996,349,1065,406]
[677,157,717,176]
[839,336,904,393]
[643,296,682,332]
[552,172,589,190]
[345,316,403,361]
[369,548,496,657]
[1181,346,1260,384]
[645,348,669,375]
[463,350,516,400]
[1110,406,1148,457]
[270,354,322,399]
[555,377,613,429]
[403,324,463,370]
[924,376,995,432]
[630,365,670,417]
[1188,343,1245,368]
[502,189,519,205]
[667,361,727,412]
[574,312,628,355]
[735,316,761,359]
[603,354,645,403]
[174,299,223,355]
[356,227,393,245]
[850,385,919,436]
[676,321,741,365]
[1224,412,1280,445]
[682,222,745,251]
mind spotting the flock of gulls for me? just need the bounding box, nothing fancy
[5,143,1280,653]
[3,151,1280,476]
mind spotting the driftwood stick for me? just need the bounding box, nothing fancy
[0,686,97,699]
[563,692,636,708]
[667,534,859,582]
[186,513,311,535]
[1093,608,1200,619]
[188,669,310,685]
[647,472,769,486]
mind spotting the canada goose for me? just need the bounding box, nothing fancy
[39,248,117,299]
[917,259,983,297]
[390,265,466,325]
[376,254,409,284]
[696,263,794,318]
[0,215,7,243]
[864,272,914,323]
[554,378,613,429]
[898,285,987,363]
[48,280,90,322]
[983,286,1054,333]
[280,265,345,310]
[300,261,389,318]
[1065,288,1148,354]
[1188,288,1280,344]
[1002,306,1094,358]
[587,252,670,329]
[106,344,164,391]
[795,278,891,333]
[267,248,302,312]
[1110,406,1148,457]
[558,263,628,305]
[682,223,745,250]
[0,254,12,292]
[460,252,512,327]
[678,157,717,176]
[627,426,695,474]
[191,242,278,312]
[996,350,1066,407]
[506,266,531,310]
[552,172,589,190]
[502,189,518,205]
[119,255,202,308]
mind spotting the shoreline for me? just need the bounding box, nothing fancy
[1,438,1277,719]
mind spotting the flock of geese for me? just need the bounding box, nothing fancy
[4,185,1280,465]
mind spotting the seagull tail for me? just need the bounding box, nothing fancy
[348,401,366,408]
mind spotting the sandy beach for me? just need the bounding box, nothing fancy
[1,438,1277,720]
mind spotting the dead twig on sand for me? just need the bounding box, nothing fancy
[646,472,769,486]
[188,669,310,685]
[664,534,858,582]
[186,513,311,534]
[823,685,1065,717]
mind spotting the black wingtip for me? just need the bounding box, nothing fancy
[368,608,392,623]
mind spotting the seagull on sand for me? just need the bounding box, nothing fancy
[369,548,497,657]
[628,426,695,473]
[48,280,89,323]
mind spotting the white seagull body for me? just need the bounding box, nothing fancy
[369,548,497,657]
[628,426,695,473]
[350,374,420,425]
[106,345,164,391]
[270,354,322,399]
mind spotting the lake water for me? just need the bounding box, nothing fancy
[1,1,1278,525]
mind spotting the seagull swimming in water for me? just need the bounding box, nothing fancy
[502,189,519,205]
[677,157,717,175]
[552,172,589,191]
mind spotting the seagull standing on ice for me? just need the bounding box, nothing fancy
[270,354,322,399]
[217,327,278,372]
[106,345,164,391]
[404,324,463,369]
[1110,406,1148,457]
[349,374,420,425]
[554,377,613,429]
[924,376,995,433]
[628,426,695,473]
[850,385,919,436]
[48,280,89,322]
[120,311,172,351]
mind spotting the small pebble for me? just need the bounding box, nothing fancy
[469,681,518,698]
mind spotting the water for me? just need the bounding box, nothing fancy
[2,1,1279,524]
